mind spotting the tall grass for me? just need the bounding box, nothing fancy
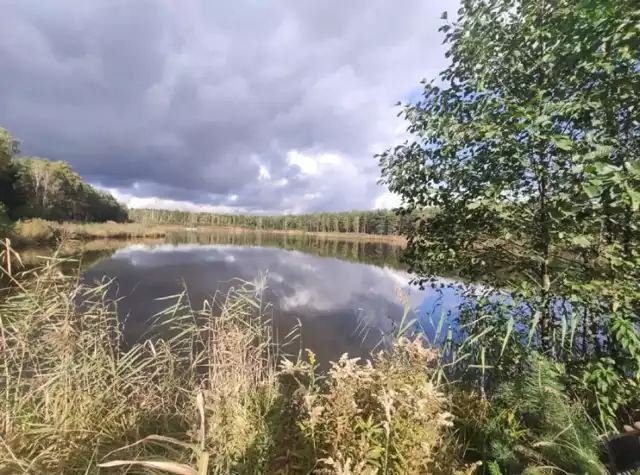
[0,249,467,474]
[0,252,282,474]
[6,219,171,246]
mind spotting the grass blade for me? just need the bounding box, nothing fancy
[500,316,514,358]
[98,460,199,475]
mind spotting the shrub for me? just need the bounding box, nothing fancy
[11,218,56,243]
[280,338,470,474]
[451,355,607,474]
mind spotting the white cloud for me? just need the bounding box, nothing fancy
[258,165,271,180]
[287,150,345,176]
[107,188,239,214]
[287,150,319,175]
[374,192,402,210]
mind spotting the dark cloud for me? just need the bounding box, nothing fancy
[0,0,457,213]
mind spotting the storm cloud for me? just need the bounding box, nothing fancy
[0,0,457,213]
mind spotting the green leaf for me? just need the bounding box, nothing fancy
[560,312,567,349]
[627,189,640,212]
[571,235,591,247]
[535,115,551,125]
[585,145,613,161]
[569,313,579,352]
[624,161,640,176]
[584,184,600,198]
[500,316,515,358]
[460,326,494,350]
[528,311,542,346]
[551,136,573,151]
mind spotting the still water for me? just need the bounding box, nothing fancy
[79,231,463,363]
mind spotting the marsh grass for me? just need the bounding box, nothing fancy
[6,219,171,246]
[0,250,282,474]
[0,246,469,475]
[11,238,165,270]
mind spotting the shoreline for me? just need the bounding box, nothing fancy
[3,220,407,247]
[3,220,173,247]
[178,225,407,245]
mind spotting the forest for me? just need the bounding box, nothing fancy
[0,127,128,225]
[128,207,421,235]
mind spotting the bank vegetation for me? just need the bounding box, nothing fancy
[0,250,609,475]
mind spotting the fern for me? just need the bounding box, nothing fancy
[468,354,607,474]
[487,461,502,475]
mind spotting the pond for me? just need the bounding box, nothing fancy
[77,231,464,363]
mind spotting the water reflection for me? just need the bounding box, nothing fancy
[166,230,406,269]
[83,240,462,364]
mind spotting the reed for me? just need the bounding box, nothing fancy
[0,247,465,474]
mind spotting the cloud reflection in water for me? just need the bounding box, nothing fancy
[84,244,462,363]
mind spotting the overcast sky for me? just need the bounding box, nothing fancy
[0,0,458,214]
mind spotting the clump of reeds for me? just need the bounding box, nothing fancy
[0,246,468,474]
[58,221,169,240]
[0,251,280,474]
[8,219,170,246]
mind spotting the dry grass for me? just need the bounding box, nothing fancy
[5,219,177,246]
[0,246,466,474]
[0,254,280,474]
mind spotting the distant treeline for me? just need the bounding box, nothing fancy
[129,208,430,236]
[0,128,128,223]
[0,125,422,234]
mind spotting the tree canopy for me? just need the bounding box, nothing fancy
[379,0,640,428]
[0,127,128,223]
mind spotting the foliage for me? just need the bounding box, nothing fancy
[379,0,640,430]
[128,207,433,237]
[0,126,129,224]
[280,338,464,474]
[0,202,10,229]
[453,355,606,474]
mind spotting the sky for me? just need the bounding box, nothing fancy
[0,0,458,215]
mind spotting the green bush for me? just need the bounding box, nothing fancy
[0,202,10,232]
[452,355,606,474]
[279,338,467,474]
